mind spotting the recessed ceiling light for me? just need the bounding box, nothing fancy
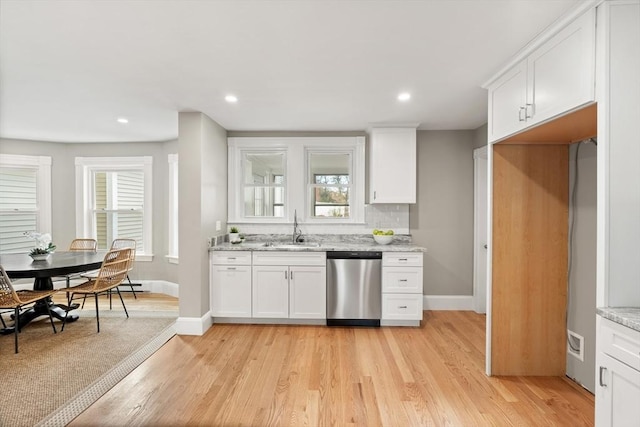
[116,117,129,124]
[397,92,411,101]
[225,95,238,103]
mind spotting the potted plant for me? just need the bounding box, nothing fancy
[229,227,240,243]
[25,232,56,260]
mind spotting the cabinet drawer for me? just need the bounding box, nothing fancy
[382,294,423,320]
[211,251,252,265]
[253,251,326,266]
[600,317,640,371]
[382,267,423,293]
[383,252,423,267]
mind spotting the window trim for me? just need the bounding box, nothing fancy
[228,137,365,224]
[0,154,52,252]
[75,156,153,261]
[166,153,179,264]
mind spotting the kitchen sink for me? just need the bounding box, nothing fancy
[263,242,322,249]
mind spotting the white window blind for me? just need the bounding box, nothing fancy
[0,155,52,254]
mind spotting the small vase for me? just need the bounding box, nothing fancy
[229,233,240,243]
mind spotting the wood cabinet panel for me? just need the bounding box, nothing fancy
[491,144,568,375]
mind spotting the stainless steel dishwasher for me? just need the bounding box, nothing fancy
[326,251,382,327]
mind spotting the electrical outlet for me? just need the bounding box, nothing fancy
[216,220,221,231]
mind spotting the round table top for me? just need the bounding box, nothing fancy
[0,251,106,279]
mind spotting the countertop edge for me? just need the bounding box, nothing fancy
[597,307,640,333]
[209,243,427,253]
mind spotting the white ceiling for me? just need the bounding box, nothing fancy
[0,0,580,143]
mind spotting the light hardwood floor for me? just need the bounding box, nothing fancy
[69,303,594,426]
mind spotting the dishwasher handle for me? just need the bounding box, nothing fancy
[327,251,382,260]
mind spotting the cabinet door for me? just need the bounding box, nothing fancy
[369,128,416,203]
[210,265,252,317]
[596,352,640,427]
[252,265,289,318]
[289,266,326,319]
[488,60,528,142]
[527,9,595,126]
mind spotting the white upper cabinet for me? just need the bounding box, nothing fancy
[369,127,417,204]
[596,0,640,308]
[487,8,596,143]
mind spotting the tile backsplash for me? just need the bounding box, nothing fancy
[229,204,409,235]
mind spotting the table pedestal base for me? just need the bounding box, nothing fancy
[0,277,80,335]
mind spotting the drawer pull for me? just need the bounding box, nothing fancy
[226,267,236,270]
[399,279,408,282]
[227,257,236,260]
[398,258,408,261]
[599,366,607,387]
[399,305,408,309]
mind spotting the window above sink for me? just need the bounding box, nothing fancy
[228,137,365,225]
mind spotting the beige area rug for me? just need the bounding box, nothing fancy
[0,310,176,427]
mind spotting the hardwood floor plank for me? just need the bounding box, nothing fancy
[70,308,594,426]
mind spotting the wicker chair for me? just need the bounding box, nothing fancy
[109,239,138,298]
[69,238,98,251]
[0,265,57,353]
[58,248,132,333]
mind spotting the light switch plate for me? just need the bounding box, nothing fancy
[216,220,221,231]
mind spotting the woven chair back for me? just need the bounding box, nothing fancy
[110,238,136,262]
[0,265,20,308]
[69,238,98,251]
[91,248,133,292]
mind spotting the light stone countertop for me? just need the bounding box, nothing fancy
[597,307,640,333]
[209,241,426,253]
[208,234,426,253]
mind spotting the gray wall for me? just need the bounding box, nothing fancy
[410,130,475,295]
[473,123,488,149]
[0,137,178,282]
[566,141,597,393]
[178,112,227,318]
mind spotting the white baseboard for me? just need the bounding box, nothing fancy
[175,311,213,336]
[423,295,474,311]
[138,280,179,298]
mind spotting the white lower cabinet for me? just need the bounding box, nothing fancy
[251,265,289,318]
[595,317,640,427]
[210,251,252,317]
[381,252,423,324]
[252,251,326,320]
[289,266,326,319]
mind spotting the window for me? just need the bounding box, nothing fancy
[76,156,152,260]
[242,152,286,218]
[228,137,365,224]
[308,152,351,218]
[0,154,52,254]
[167,153,178,263]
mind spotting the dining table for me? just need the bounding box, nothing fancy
[0,251,105,334]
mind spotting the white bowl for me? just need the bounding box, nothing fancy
[373,234,393,245]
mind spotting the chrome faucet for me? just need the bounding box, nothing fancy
[293,209,303,243]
